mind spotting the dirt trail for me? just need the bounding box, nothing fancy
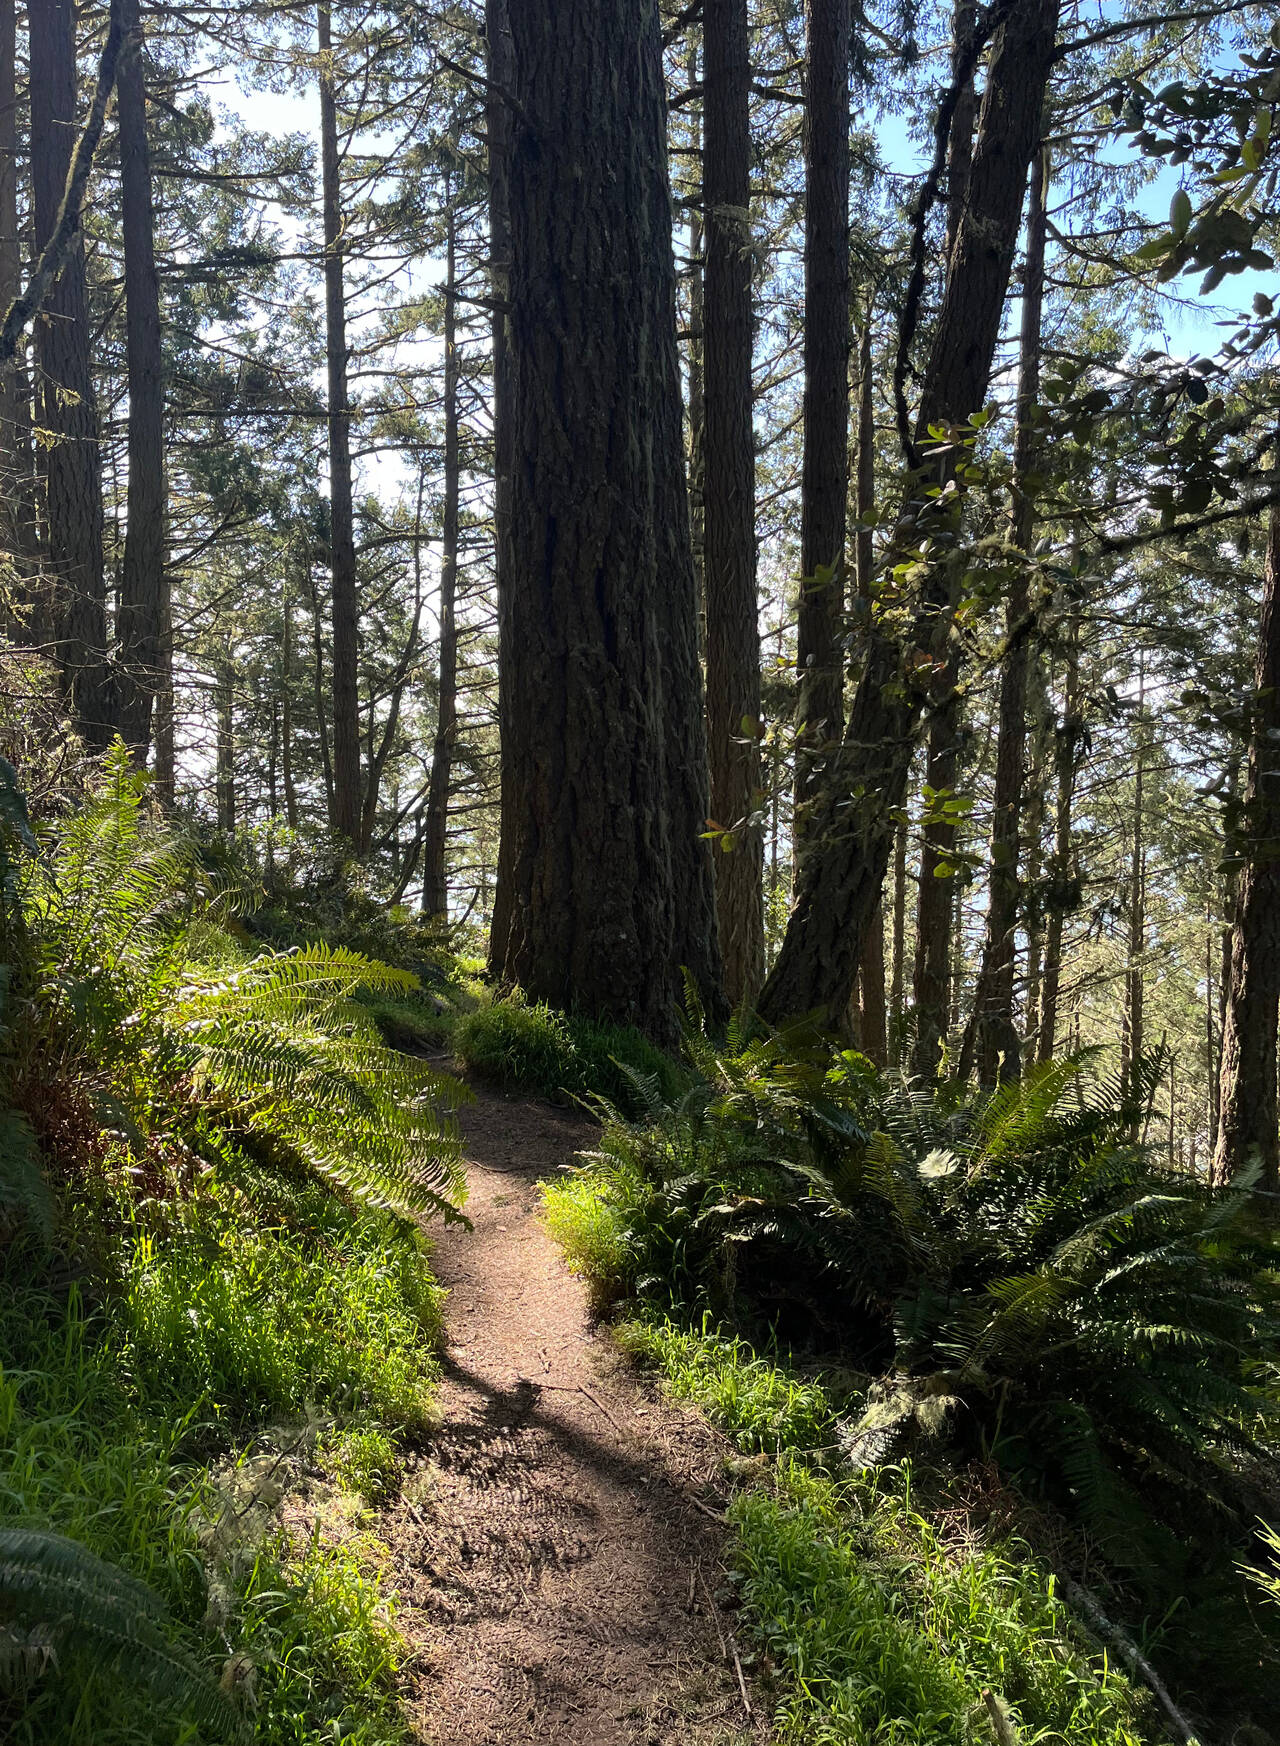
[390,1087,763,1746]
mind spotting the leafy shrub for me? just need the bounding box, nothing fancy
[454,993,686,1114]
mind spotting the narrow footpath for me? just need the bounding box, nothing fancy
[388,1088,765,1746]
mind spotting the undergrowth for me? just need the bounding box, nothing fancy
[453,992,686,1114]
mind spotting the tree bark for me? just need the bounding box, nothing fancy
[421,214,460,923]
[703,0,764,1007]
[1214,504,1280,1196]
[318,2,361,848]
[909,0,979,1080]
[28,0,114,748]
[963,138,1049,1085]
[0,0,36,587]
[852,315,887,1064]
[1120,664,1147,1111]
[216,661,235,833]
[888,812,908,1068]
[758,0,1060,1030]
[485,0,516,973]
[793,0,850,855]
[115,0,168,762]
[496,0,724,1041]
[1037,629,1078,1063]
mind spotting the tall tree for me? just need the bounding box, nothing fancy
[961,137,1050,1085]
[421,213,460,922]
[318,2,361,847]
[911,0,978,1079]
[793,0,851,857]
[494,0,724,1039]
[703,0,764,1007]
[759,0,1061,1030]
[115,0,168,761]
[0,0,32,583]
[29,0,113,747]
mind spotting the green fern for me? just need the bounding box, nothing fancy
[0,1528,242,1734]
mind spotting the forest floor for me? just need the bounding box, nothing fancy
[385,1085,767,1746]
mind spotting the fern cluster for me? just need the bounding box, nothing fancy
[7,746,466,1225]
[576,1023,1280,1564]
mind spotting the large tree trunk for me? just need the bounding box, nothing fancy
[495,0,724,1041]
[1214,507,1280,1196]
[758,0,1061,1030]
[115,0,167,762]
[793,0,850,855]
[703,0,764,1007]
[318,2,361,848]
[962,138,1049,1085]
[909,0,978,1080]
[1120,662,1147,1111]
[29,0,113,747]
[485,0,516,973]
[421,215,460,922]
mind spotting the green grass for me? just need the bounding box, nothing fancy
[0,1155,442,1744]
[541,1166,638,1311]
[733,1464,1162,1746]
[616,1315,840,1453]
[452,994,686,1114]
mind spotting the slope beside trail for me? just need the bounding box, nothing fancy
[386,1085,766,1746]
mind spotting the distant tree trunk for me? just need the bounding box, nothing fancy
[421,216,460,923]
[153,585,175,807]
[1214,504,1280,1196]
[888,813,908,1068]
[0,0,35,590]
[318,2,361,848]
[852,316,887,1064]
[962,138,1049,1086]
[793,0,850,857]
[281,580,299,830]
[29,0,113,747]
[1037,630,1078,1063]
[910,1,978,1080]
[496,0,724,1040]
[216,662,235,832]
[115,0,167,762]
[1120,667,1147,1108]
[703,0,764,1007]
[759,0,1061,1029]
[485,0,516,974]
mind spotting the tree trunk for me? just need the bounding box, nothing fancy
[686,39,706,615]
[496,0,724,1041]
[115,0,167,762]
[29,0,113,747]
[793,0,850,855]
[281,578,299,830]
[0,0,36,591]
[421,215,460,923]
[1037,630,1078,1063]
[216,662,235,833]
[888,812,908,1069]
[908,0,980,1080]
[1120,666,1147,1110]
[758,0,1060,1031]
[153,584,175,807]
[963,138,1049,1086]
[318,2,361,848]
[852,315,887,1063]
[703,0,763,1008]
[485,0,517,974]
[1214,504,1280,1196]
